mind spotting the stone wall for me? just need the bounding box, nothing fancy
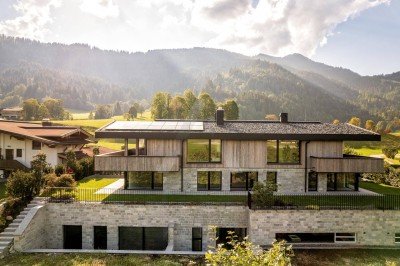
[14,206,47,251]
[16,203,248,251]
[249,209,400,247]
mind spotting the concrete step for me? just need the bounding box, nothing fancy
[16,215,25,220]
[27,204,37,208]
[4,228,16,233]
[7,223,19,228]
[0,240,11,245]
[0,237,13,242]
[13,218,23,223]
[20,210,29,215]
[0,232,14,237]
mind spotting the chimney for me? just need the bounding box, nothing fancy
[280,113,288,123]
[42,118,52,127]
[216,107,224,126]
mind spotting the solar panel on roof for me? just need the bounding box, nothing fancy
[105,121,204,131]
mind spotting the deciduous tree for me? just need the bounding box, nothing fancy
[198,92,216,120]
[365,120,375,131]
[151,92,171,119]
[221,99,239,120]
[348,117,362,127]
[23,98,40,120]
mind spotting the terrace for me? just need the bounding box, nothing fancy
[40,180,400,211]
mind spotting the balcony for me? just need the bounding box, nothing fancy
[309,155,384,173]
[95,153,180,172]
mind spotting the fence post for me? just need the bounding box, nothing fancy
[248,191,252,209]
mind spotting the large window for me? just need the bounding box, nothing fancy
[94,226,107,250]
[197,171,222,191]
[127,172,163,190]
[230,172,257,191]
[187,139,221,163]
[16,149,22,158]
[327,173,358,191]
[127,139,146,156]
[32,140,41,150]
[63,225,82,249]
[308,172,318,191]
[267,140,300,164]
[118,227,168,250]
[192,227,202,251]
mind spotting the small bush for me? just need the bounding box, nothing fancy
[45,173,76,187]
[382,147,399,160]
[54,164,65,176]
[6,170,37,201]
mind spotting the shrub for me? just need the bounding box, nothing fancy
[252,180,278,208]
[5,170,37,201]
[45,173,76,187]
[382,147,399,160]
[206,229,294,265]
[54,164,65,176]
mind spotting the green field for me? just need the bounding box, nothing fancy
[76,177,120,189]
[360,180,400,194]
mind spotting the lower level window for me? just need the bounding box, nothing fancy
[118,227,168,250]
[197,171,222,191]
[335,233,356,243]
[216,228,247,249]
[230,172,257,191]
[192,227,202,251]
[63,225,82,249]
[276,233,334,243]
[127,172,163,190]
[395,233,400,244]
[94,226,107,250]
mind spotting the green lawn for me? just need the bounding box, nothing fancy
[0,181,6,199]
[345,133,400,157]
[360,180,400,194]
[76,177,120,189]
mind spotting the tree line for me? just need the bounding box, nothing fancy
[150,90,239,120]
[22,97,71,121]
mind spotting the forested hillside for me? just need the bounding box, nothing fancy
[0,35,399,122]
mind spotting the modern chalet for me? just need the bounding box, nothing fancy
[11,110,400,254]
[94,110,383,193]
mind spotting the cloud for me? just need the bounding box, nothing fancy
[0,0,61,40]
[190,0,390,56]
[80,0,119,19]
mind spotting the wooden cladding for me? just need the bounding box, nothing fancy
[310,156,384,173]
[95,156,180,172]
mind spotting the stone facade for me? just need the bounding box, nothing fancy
[249,209,400,247]
[14,206,47,250]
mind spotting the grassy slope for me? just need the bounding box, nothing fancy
[360,180,400,194]
[52,111,152,150]
[345,133,400,155]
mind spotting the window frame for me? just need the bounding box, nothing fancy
[32,140,42,150]
[16,149,22,158]
[186,139,222,163]
[118,226,168,251]
[395,233,400,244]
[126,172,163,190]
[197,171,222,191]
[230,172,258,191]
[93,226,107,250]
[267,140,300,164]
[334,233,356,243]
[192,227,203,251]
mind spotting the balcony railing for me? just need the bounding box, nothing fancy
[309,155,384,173]
[40,188,400,211]
[41,187,248,206]
[94,156,180,172]
[248,192,400,210]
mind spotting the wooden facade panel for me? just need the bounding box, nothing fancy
[310,157,384,173]
[146,139,182,157]
[95,156,180,172]
[307,141,343,158]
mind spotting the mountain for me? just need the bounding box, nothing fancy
[0,35,399,122]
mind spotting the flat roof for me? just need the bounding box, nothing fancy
[95,120,380,141]
[106,121,204,131]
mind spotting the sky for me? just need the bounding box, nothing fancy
[0,0,399,76]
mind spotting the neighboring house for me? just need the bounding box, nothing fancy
[13,110,394,254]
[0,120,92,178]
[0,107,24,120]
